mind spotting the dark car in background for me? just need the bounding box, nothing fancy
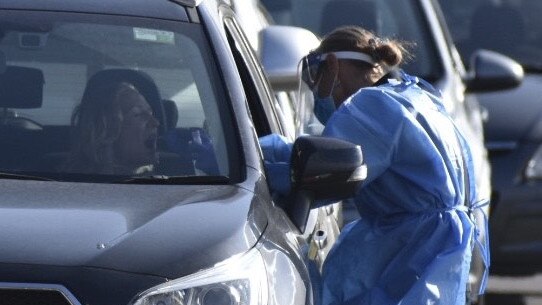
[260,0,523,303]
[437,0,542,275]
[0,0,367,304]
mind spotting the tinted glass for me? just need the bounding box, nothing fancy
[0,11,236,182]
[261,0,442,80]
[439,0,542,69]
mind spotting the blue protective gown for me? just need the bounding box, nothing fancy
[320,74,481,305]
[259,72,488,305]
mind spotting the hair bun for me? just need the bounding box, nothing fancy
[375,42,402,67]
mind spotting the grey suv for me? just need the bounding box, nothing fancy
[0,0,366,304]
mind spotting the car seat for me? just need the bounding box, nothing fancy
[0,65,45,170]
[162,99,178,131]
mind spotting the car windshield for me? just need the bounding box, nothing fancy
[262,0,443,81]
[438,0,542,71]
[0,10,237,183]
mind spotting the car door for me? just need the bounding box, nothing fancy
[219,5,339,271]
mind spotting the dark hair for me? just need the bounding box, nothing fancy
[316,26,412,69]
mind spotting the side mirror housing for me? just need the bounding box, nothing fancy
[465,49,524,92]
[291,136,366,199]
[284,136,367,231]
[259,25,320,92]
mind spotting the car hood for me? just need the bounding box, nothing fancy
[479,73,542,142]
[0,179,267,278]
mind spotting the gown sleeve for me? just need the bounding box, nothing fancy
[259,133,293,196]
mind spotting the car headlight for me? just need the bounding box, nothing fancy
[129,248,268,305]
[525,145,542,179]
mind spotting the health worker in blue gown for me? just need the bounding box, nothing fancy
[261,26,489,305]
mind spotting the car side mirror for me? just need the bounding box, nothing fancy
[284,136,367,232]
[259,25,320,92]
[465,49,524,92]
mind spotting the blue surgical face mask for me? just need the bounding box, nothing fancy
[313,93,335,125]
[313,73,338,125]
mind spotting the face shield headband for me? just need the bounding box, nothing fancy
[300,51,376,89]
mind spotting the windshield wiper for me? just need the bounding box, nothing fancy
[119,175,230,184]
[0,172,55,181]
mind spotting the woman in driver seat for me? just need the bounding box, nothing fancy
[64,81,159,175]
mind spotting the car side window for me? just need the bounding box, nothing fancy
[223,15,287,139]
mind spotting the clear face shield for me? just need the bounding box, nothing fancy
[296,51,379,136]
[295,51,325,136]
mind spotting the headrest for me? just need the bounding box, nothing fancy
[162,99,178,130]
[0,66,44,108]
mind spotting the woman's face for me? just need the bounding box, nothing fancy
[114,87,159,170]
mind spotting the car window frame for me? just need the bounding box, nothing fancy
[220,7,288,139]
[428,0,468,77]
